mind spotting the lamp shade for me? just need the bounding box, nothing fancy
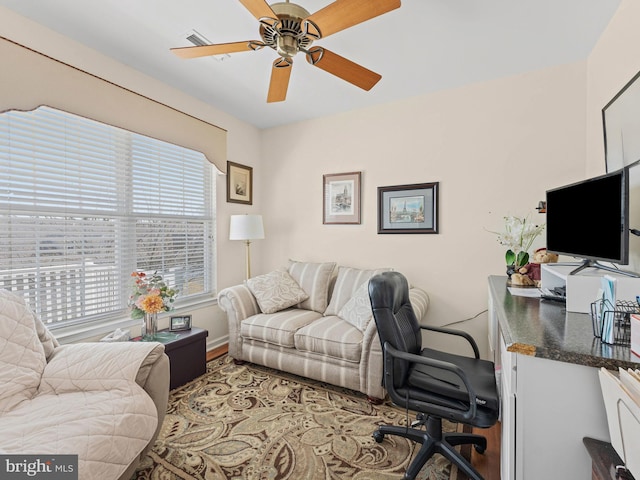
[229,214,265,241]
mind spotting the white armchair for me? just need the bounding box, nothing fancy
[0,289,170,480]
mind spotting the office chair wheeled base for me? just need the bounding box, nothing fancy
[372,415,487,480]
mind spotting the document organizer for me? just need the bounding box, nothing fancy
[591,299,638,345]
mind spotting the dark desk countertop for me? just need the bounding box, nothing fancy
[489,275,640,370]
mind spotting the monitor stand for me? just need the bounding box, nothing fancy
[565,259,640,278]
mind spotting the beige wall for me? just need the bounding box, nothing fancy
[260,63,588,356]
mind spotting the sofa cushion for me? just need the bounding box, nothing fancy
[246,270,309,314]
[324,266,391,316]
[288,260,336,313]
[294,315,363,362]
[337,281,374,332]
[241,309,322,348]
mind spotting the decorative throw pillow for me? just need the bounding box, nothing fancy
[246,270,309,314]
[287,260,336,313]
[337,281,374,332]
[325,266,391,316]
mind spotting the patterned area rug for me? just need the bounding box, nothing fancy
[134,355,471,480]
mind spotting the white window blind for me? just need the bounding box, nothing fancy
[0,106,214,328]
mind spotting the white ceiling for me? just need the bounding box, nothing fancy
[0,0,622,129]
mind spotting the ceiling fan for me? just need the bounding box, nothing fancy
[171,0,401,103]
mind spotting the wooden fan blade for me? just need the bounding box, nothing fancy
[305,0,400,39]
[306,48,381,91]
[267,58,293,103]
[171,41,258,59]
[239,0,277,21]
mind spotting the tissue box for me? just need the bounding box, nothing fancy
[100,328,131,342]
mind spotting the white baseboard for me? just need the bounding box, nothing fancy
[206,334,229,352]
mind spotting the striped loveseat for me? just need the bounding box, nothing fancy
[217,261,429,401]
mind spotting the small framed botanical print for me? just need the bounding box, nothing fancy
[227,161,253,205]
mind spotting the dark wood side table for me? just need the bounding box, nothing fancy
[133,327,208,389]
[583,437,636,480]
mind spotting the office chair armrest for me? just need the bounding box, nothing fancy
[420,325,480,359]
[383,342,478,422]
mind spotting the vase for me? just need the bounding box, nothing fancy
[506,264,517,278]
[142,312,158,340]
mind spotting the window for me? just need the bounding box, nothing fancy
[0,106,215,328]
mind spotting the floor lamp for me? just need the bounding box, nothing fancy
[229,214,265,280]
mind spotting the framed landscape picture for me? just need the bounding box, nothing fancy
[323,171,361,224]
[227,161,253,205]
[378,182,439,234]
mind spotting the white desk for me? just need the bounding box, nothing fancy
[488,276,639,480]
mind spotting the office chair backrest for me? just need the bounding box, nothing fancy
[368,272,422,388]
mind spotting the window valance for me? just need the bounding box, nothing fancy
[0,36,227,172]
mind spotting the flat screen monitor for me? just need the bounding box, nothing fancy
[545,169,629,270]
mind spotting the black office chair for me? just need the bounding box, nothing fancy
[368,271,499,480]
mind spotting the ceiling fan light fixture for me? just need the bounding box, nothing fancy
[276,35,298,57]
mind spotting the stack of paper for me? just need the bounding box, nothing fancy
[599,367,640,477]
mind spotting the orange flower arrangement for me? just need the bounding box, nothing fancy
[138,294,164,314]
[129,271,178,319]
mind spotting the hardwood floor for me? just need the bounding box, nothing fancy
[472,422,501,480]
[206,344,228,362]
[205,345,501,479]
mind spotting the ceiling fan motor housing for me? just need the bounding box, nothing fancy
[260,2,314,58]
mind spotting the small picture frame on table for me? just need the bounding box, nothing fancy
[170,315,192,332]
